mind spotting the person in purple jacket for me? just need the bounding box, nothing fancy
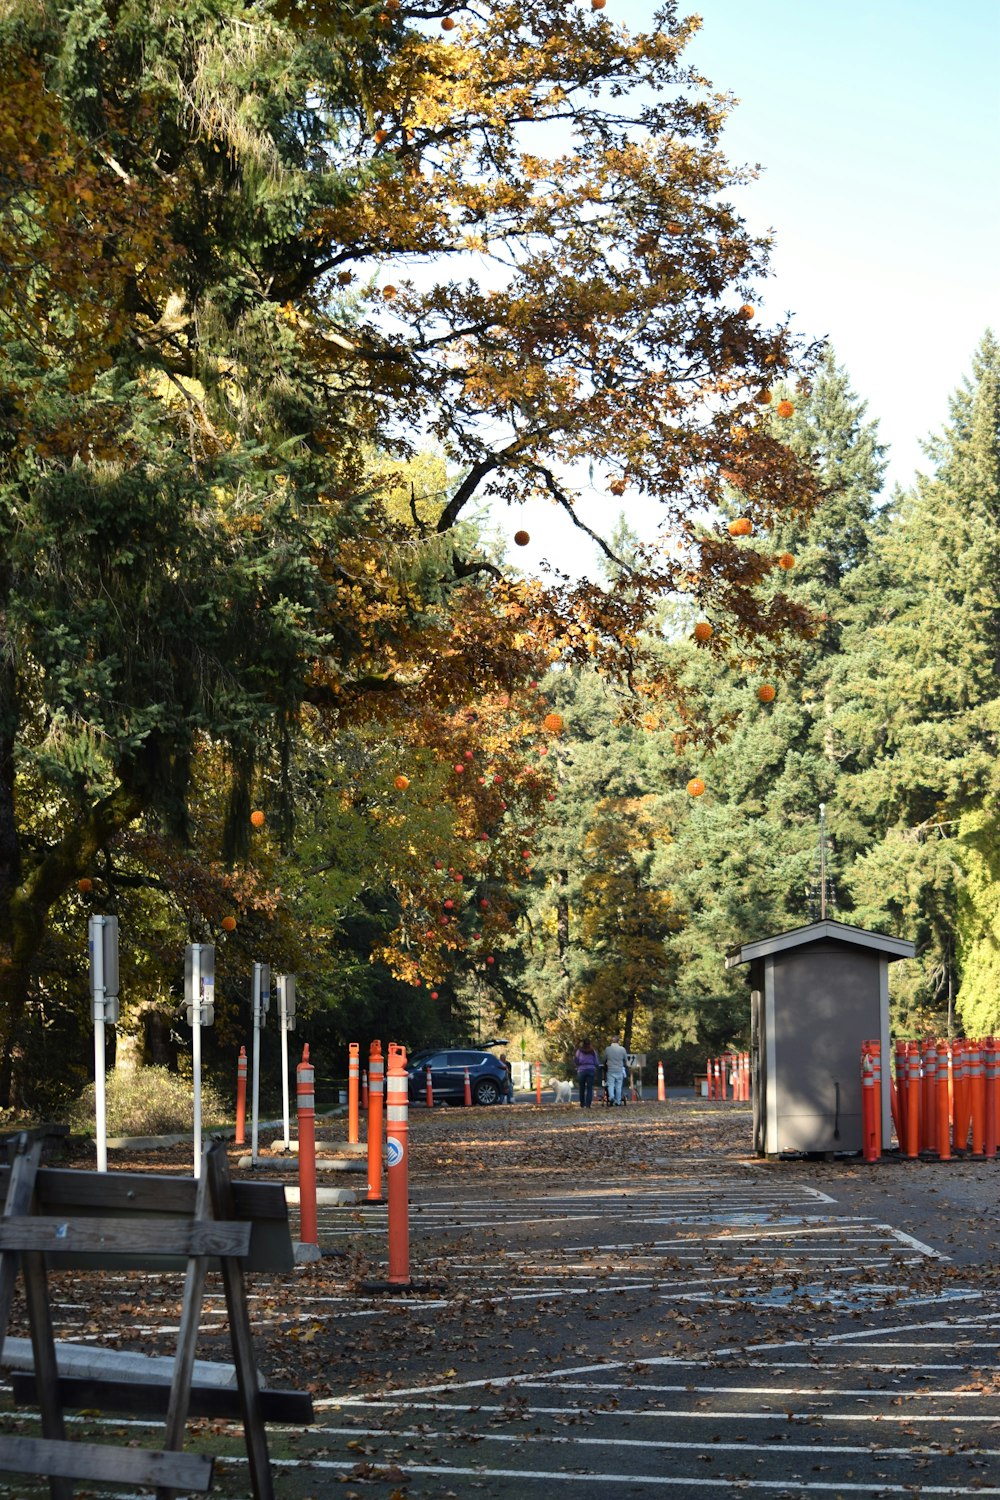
[574,1039,600,1108]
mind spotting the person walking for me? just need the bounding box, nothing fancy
[499,1053,514,1104]
[574,1039,600,1108]
[603,1035,629,1107]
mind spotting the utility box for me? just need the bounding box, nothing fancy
[725,919,914,1157]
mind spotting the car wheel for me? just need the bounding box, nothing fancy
[474,1078,502,1106]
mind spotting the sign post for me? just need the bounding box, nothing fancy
[276,974,296,1151]
[250,962,270,1166]
[184,944,215,1179]
[88,915,119,1173]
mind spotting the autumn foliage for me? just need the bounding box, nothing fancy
[0,0,823,1102]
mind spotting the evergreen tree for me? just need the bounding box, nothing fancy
[832,333,1000,1031]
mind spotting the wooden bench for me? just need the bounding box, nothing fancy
[0,1133,313,1499]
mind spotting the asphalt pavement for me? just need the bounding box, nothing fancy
[3,1098,1000,1498]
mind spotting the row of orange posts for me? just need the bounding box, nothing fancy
[861,1038,1000,1163]
[705,1052,750,1102]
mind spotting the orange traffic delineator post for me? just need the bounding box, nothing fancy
[463,1066,472,1107]
[970,1042,985,1157]
[425,1062,433,1109]
[235,1045,247,1147]
[894,1040,907,1149]
[360,1043,443,1295]
[361,1068,369,1111]
[657,1060,665,1102]
[861,1046,877,1163]
[535,1060,542,1106]
[904,1041,921,1160]
[936,1042,952,1161]
[952,1040,969,1154]
[296,1044,318,1252]
[348,1041,360,1144]
[921,1039,937,1154]
[861,1039,883,1161]
[365,1040,384,1205]
[985,1039,998,1160]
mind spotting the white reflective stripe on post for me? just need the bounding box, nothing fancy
[387,1106,408,1123]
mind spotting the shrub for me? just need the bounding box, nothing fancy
[69,1067,228,1138]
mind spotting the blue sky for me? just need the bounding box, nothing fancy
[506,0,1000,577]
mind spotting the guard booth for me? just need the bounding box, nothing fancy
[726,919,914,1156]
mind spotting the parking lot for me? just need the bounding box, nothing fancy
[3,1099,1000,1497]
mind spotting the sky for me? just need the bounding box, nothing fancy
[505,0,1000,579]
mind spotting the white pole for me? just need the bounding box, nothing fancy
[279,979,290,1150]
[251,962,262,1166]
[90,916,108,1174]
[192,946,202,1180]
[94,1014,107,1173]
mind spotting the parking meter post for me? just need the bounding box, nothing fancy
[657,1060,666,1102]
[250,961,270,1167]
[192,990,203,1179]
[89,915,107,1173]
[387,1044,410,1285]
[296,1045,318,1251]
[366,1041,384,1204]
[535,1059,542,1106]
[463,1066,472,1108]
[279,978,290,1151]
[235,1046,248,1147]
[348,1043,361,1144]
[425,1063,433,1109]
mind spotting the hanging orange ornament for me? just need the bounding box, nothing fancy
[738,304,755,320]
[778,552,796,570]
[543,712,564,734]
[77,877,93,894]
[394,774,410,791]
[514,529,530,546]
[693,621,713,643]
[757,684,776,704]
[777,399,794,418]
[221,915,237,932]
[728,517,753,537]
[687,777,706,797]
[250,810,266,828]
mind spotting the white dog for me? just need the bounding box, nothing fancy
[554,1079,573,1104]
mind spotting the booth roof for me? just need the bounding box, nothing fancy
[725,918,916,969]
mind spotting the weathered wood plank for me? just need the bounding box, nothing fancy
[0,1165,293,1271]
[12,1373,314,1425]
[0,1434,213,1488]
[0,1217,251,1257]
[207,1144,277,1500]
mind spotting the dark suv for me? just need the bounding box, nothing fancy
[407,1049,507,1106]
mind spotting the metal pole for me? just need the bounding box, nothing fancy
[251,962,262,1166]
[819,802,828,920]
[279,978,290,1151]
[192,944,202,1180]
[89,916,107,1174]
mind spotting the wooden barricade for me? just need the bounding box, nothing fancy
[0,1133,313,1499]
